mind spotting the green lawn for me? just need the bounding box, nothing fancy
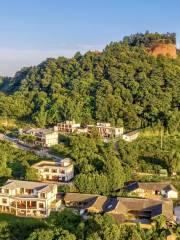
[0,213,43,224]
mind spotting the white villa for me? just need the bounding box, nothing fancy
[32,158,74,182]
[0,179,61,218]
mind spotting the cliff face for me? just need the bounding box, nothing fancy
[149,43,176,59]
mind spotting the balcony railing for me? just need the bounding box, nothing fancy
[10,202,37,209]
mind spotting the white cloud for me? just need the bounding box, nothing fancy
[0,44,106,77]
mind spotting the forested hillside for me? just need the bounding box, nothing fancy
[0,33,180,131]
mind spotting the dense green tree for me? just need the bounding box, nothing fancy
[0,32,179,131]
[0,154,12,178]
[25,167,39,181]
[27,229,54,240]
[0,222,11,240]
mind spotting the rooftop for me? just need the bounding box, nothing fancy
[32,158,73,168]
[63,193,173,221]
[123,130,139,137]
[1,179,56,193]
[126,182,177,192]
[20,128,56,136]
[64,193,98,203]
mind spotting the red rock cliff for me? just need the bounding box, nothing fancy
[149,43,176,59]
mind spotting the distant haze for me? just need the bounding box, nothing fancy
[0,45,105,77]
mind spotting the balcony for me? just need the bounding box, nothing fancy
[11,201,37,209]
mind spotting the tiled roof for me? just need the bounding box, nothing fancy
[113,197,173,221]
[85,196,108,212]
[64,193,98,203]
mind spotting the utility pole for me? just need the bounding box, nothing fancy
[160,124,163,149]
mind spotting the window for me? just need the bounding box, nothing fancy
[51,169,57,173]
[39,203,44,208]
[44,168,49,172]
[4,189,9,194]
[20,188,24,194]
[40,193,46,198]
[25,189,32,194]
[2,198,7,204]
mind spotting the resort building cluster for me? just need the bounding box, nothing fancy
[18,120,139,149]
[0,170,178,225]
[54,121,124,138]
[0,119,177,230]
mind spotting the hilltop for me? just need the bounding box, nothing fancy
[123,32,177,58]
[0,32,180,132]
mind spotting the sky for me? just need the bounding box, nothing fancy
[0,0,180,76]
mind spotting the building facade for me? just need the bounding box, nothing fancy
[87,123,123,138]
[54,121,123,139]
[0,180,61,218]
[19,128,58,147]
[54,120,80,133]
[122,130,139,142]
[32,159,74,182]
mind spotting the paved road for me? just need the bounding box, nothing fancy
[4,135,63,161]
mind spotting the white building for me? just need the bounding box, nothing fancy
[122,130,139,142]
[0,180,61,218]
[19,128,58,147]
[161,185,178,199]
[87,123,123,138]
[32,158,74,182]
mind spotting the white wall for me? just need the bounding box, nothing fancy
[167,190,178,199]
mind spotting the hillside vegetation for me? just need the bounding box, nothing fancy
[123,32,176,47]
[0,32,179,132]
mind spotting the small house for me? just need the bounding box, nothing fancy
[126,182,178,199]
[122,130,139,142]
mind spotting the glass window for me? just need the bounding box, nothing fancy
[2,198,7,204]
[4,189,9,194]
